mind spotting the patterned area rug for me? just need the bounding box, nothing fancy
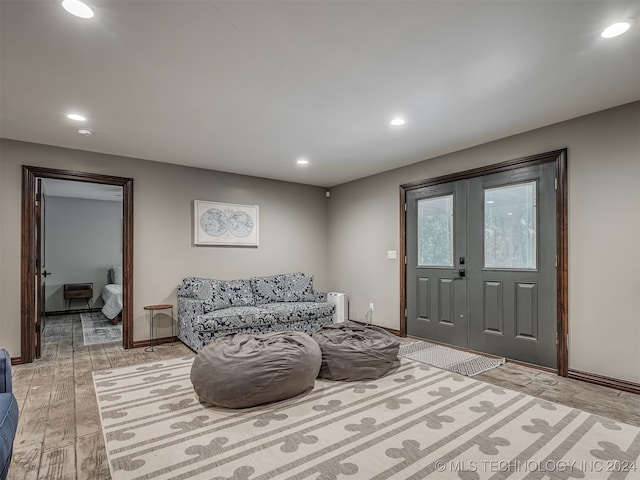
[399,341,505,376]
[93,357,640,480]
[81,311,122,346]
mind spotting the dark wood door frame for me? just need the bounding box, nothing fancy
[35,178,43,359]
[400,149,569,376]
[21,165,134,363]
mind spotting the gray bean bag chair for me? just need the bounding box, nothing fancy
[190,331,321,408]
[312,321,400,381]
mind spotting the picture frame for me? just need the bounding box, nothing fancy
[193,200,259,246]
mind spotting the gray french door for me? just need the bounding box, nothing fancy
[406,161,557,368]
[406,180,469,349]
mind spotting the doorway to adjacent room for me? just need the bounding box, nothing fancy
[20,166,134,363]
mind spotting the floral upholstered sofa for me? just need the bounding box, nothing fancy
[177,273,335,351]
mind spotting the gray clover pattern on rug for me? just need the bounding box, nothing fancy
[93,357,640,479]
[399,341,506,376]
[81,312,122,346]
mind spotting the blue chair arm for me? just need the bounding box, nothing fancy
[0,350,11,394]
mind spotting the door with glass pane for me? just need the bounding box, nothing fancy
[467,163,557,367]
[406,180,468,348]
[406,161,557,368]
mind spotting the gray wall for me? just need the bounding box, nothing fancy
[44,196,122,312]
[328,101,640,384]
[0,140,329,354]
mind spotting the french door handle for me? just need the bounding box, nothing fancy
[42,270,51,278]
[453,268,466,279]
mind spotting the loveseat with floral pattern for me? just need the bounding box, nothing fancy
[177,273,335,351]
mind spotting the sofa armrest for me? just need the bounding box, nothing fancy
[178,298,204,325]
[314,291,328,302]
[0,349,11,394]
[178,296,204,331]
[0,391,18,480]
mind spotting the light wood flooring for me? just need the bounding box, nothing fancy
[7,315,639,479]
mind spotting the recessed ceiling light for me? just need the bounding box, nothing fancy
[61,0,94,19]
[296,158,309,166]
[67,113,86,122]
[390,118,406,126]
[77,128,93,136]
[601,20,632,38]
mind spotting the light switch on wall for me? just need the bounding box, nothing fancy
[387,250,397,259]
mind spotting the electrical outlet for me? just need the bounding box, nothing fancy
[369,302,374,312]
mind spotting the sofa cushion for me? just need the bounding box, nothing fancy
[262,302,335,323]
[283,273,315,302]
[202,280,232,312]
[178,277,231,312]
[225,279,255,307]
[178,277,210,299]
[251,274,286,305]
[196,306,278,332]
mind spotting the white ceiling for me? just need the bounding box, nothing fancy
[1,1,639,187]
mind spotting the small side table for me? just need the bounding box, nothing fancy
[63,283,93,312]
[144,304,174,352]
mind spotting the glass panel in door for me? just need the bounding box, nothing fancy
[484,182,537,269]
[418,195,454,267]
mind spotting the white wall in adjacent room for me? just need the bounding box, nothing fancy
[44,196,122,312]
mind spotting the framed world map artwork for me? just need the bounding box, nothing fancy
[194,200,259,246]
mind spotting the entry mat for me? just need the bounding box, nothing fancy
[399,341,505,376]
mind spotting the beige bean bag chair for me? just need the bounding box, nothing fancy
[190,331,321,408]
[312,321,400,381]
